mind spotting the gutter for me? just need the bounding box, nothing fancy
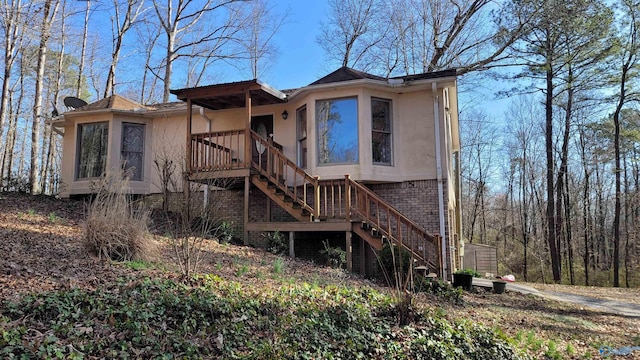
[432,82,448,281]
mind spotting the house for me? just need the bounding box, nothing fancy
[53,67,462,280]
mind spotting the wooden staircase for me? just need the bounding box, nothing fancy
[249,131,441,273]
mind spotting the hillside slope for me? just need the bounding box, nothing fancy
[0,192,639,359]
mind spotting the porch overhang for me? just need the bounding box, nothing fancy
[170,79,287,110]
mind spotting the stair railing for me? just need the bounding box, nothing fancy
[344,175,439,270]
[250,131,319,219]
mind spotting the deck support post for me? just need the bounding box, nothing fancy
[244,176,250,245]
[183,98,193,225]
[360,237,366,276]
[245,91,252,167]
[346,231,353,272]
[289,231,295,258]
[267,198,272,221]
[243,90,252,246]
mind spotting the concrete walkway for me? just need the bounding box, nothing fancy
[471,278,640,318]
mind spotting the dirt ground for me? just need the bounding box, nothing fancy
[1,192,640,359]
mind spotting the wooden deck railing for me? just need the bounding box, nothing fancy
[316,179,349,220]
[190,129,246,171]
[251,131,319,218]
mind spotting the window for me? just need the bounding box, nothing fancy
[76,122,108,179]
[296,106,307,168]
[371,98,392,164]
[316,97,358,164]
[121,123,145,181]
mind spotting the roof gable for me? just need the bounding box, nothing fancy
[309,67,386,85]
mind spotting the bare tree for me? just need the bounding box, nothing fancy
[0,0,31,184]
[0,0,27,136]
[317,0,386,71]
[460,109,497,244]
[152,133,236,278]
[318,0,533,76]
[136,20,161,103]
[151,0,247,102]
[30,0,60,195]
[76,0,90,97]
[610,0,640,287]
[235,0,286,78]
[104,0,145,97]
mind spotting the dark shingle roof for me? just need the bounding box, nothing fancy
[308,67,457,86]
[309,67,386,86]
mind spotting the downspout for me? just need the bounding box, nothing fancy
[200,107,213,209]
[432,82,448,281]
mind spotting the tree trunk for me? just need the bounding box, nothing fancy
[162,32,175,103]
[557,67,573,284]
[623,155,630,288]
[579,129,591,286]
[31,0,59,195]
[545,49,561,283]
[77,0,90,97]
[0,0,23,183]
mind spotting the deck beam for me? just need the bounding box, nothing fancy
[246,221,352,232]
[189,168,250,181]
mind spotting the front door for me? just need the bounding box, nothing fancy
[251,115,273,170]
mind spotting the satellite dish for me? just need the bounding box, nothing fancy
[64,96,88,109]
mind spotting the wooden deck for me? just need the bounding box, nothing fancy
[186,129,442,275]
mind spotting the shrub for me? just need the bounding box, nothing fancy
[319,240,346,268]
[84,172,155,262]
[217,221,234,244]
[421,279,464,305]
[265,231,288,255]
[454,268,481,277]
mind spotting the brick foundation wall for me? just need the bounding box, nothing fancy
[144,178,460,276]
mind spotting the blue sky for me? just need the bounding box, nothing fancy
[261,0,330,89]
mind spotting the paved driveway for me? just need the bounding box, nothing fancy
[471,278,640,317]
